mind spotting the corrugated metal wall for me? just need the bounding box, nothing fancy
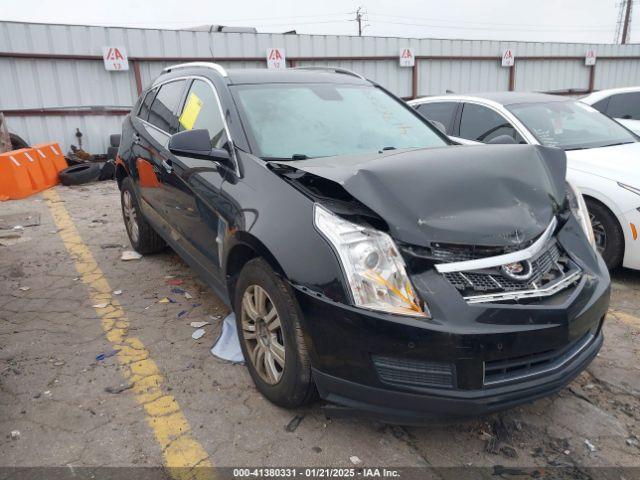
[2,21,640,153]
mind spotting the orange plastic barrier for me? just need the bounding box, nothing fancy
[12,148,47,192]
[0,151,35,200]
[33,143,67,173]
[32,146,59,186]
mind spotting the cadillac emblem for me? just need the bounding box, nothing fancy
[501,260,533,281]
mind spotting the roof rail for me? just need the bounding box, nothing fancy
[162,62,227,77]
[293,66,366,81]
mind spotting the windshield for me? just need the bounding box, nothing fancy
[507,100,636,150]
[232,83,448,159]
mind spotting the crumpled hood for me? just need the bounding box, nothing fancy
[285,144,567,247]
[566,141,640,187]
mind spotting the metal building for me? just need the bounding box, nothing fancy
[2,20,640,154]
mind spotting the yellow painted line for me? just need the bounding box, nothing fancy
[43,189,213,478]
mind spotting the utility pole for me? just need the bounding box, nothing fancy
[355,6,363,36]
[622,0,633,44]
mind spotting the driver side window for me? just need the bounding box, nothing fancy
[178,79,229,149]
[459,103,523,143]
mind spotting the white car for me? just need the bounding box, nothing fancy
[409,92,640,270]
[581,87,640,135]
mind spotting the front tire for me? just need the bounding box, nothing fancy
[586,198,624,269]
[234,258,316,408]
[120,177,166,255]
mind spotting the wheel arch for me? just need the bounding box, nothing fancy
[224,232,288,303]
[115,163,129,190]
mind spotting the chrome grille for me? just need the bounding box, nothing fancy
[443,243,562,293]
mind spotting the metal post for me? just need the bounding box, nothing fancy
[412,61,419,99]
[133,60,143,96]
[508,63,515,91]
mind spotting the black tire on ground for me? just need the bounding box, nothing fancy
[106,146,119,160]
[109,134,121,148]
[9,133,29,150]
[99,161,116,181]
[120,177,166,254]
[58,163,102,186]
[234,258,317,408]
[585,198,625,269]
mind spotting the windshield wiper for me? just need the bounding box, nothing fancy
[263,154,311,162]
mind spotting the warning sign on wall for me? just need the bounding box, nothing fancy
[399,48,415,67]
[266,48,286,69]
[585,50,597,66]
[102,46,129,71]
[501,49,515,67]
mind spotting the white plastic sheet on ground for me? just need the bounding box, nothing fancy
[211,313,245,364]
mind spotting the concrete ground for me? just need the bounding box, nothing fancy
[1,181,639,475]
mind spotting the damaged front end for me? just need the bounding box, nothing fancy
[270,144,610,418]
[271,144,596,309]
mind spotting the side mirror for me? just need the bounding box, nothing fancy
[487,134,517,145]
[168,129,231,164]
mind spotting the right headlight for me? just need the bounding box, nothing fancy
[313,204,429,318]
[566,181,596,250]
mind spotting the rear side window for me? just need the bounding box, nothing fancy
[459,103,521,143]
[178,79,228,148]
[415,102,457,133]
[606,92,640,120]
[148,80,186,134]
[138,90,156,121]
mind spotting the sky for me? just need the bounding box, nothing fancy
[0,0,634,44]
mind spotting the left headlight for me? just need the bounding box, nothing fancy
[566,181,596,250]
[314,204,429,318]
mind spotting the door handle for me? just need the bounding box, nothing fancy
[162,159,173,174]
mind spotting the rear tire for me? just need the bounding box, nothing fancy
[120,177,166,255]
[234,258,316,408]
[585,198,624,269]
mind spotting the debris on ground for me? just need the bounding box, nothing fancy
[190,321,209,328]
[105,383,134,394]
[53,361,65,366]
[112,290,122,295]
[285,414,305,432]
[121,251,142,261]
[211,313,244,363]
[178,310,188,318]
[100,243,122,249]
[96,349,120,361]
[18,286,30,291]
[92,302,109,309]
[10,430,20,440]
[349,456,362,466]
[184,291,193,300]
[192,328,205,340]
[166,278,183,286]
[500,444,519,458]
[171,287,185,294]
[158,297,175,304]
[584,439,597,452]
[626,436,639,447]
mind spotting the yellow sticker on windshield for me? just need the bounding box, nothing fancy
[179,92,203,130]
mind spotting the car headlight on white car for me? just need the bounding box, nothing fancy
[314,204,429,318]
[566,181,596,250]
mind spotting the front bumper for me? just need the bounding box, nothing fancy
[293,242,610,421]
[312,331,602,423]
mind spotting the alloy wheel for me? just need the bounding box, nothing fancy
[590,212,607,255]
[241,284,286,385]
[122,190,139,244]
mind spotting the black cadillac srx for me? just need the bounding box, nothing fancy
[115,63,610,422]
